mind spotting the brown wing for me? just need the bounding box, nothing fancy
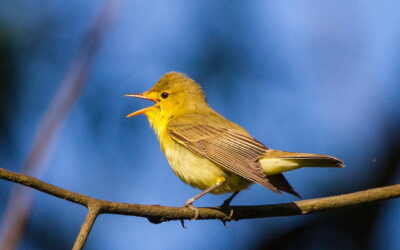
[168,122,281,194]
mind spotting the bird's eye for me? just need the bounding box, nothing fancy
[161,92,169,99]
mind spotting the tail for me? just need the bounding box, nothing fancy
[260,150,344,176]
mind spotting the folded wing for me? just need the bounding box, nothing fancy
[168,119,299,197]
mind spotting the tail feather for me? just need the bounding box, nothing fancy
[267,150,344,167]
[260,150,344,175]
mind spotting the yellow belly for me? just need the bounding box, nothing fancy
[163,141,252,194]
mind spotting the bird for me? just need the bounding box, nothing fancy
[125,72,344,218]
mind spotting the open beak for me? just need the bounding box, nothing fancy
[125,93,158,118]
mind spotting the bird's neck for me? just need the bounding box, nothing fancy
[145,109,168,139]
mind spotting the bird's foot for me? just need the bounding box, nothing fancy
[220,201,234,221]
[220,205,234,228]
[183,199,199,220]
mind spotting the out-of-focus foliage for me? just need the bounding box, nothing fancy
[0,1,399,249]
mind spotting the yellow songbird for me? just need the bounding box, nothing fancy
[125,72,343,217]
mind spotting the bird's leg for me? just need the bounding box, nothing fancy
[220,191,239,222]
[221,191,240,207]
[183,180,225,220]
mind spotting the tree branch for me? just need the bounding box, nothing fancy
[72,202,101,250]
[1,167,399,249]
[1,167,399,223]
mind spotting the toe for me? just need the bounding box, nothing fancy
[184,204,200,220]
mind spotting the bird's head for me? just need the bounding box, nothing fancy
[125,72,208,127]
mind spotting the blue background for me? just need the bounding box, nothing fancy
[0,1,399,249]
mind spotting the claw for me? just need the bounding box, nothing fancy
[180,219,187,229]
[222,220,231,228]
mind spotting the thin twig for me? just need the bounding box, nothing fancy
[0,1,124,249]
[72,202,102,250]
[1,168,399,223]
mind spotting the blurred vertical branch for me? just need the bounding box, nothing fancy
[0,1,124,249]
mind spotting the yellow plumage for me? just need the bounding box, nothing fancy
[126,72,344,210]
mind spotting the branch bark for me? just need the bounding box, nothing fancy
[1,168,399,224]
[72,202,101,250]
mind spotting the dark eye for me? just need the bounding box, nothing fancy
[161,92,169,99]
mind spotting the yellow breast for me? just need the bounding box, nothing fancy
[162,136,252,194]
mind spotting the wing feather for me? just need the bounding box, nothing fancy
[168,122,281,193]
